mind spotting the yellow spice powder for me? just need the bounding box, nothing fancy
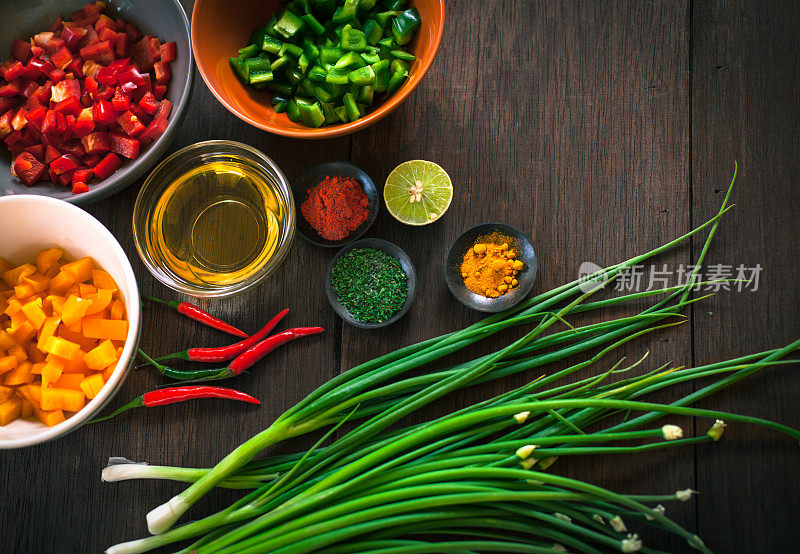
[460,233,524,298]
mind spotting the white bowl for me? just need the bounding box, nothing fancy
[0,195,140,448]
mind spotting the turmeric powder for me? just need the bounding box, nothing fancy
[460,233,524,298]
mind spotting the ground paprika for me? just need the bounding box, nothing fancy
[300,175,370,241]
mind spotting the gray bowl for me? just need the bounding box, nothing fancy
[0,0,193,205]
[326,238,417,329]
[292,161,379,247]
[445,223,538,313]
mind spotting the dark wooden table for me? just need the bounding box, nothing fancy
[4,1,799,553]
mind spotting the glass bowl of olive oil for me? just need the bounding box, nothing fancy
[133,140,295,297]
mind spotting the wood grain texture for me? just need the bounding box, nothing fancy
[691,1,800,552]
[1,1,798,553]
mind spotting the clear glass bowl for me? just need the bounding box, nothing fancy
[133,140,295,297]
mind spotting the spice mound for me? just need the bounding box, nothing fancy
[460,234,525,298]
[301,176,370,241]
[331,248,408,323]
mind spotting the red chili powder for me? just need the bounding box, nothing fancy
[301,175,370,241]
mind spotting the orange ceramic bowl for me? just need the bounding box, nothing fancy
[192,0,444,138]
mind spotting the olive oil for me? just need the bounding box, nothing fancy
[147,158,287,287]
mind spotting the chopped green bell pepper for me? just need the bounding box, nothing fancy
[335,51,366,69]
[261,35,283,54]
[301,13,326,35]
[348,65,375,85]
[275,10,305,39]
[286,98,301,122]
[342,91,360,121]
[325,68,350,85]
[391,8,420,45]
[341,24,368,52]
[320,47,344,65]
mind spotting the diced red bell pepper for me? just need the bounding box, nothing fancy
[11,108,27,131]
[84,75,99,97]
[82,153,101,167]
[50,154,79,175]
[73,107,95,137]
[53,96,82,117]
[4,130,23,146]
[73,168,93,184]
[97,27,119,46]
[33,32,55,49]
[20,80,39,99]
[114,18,127,33]
[0,97,20,113]
[25,144,45,161]
[46,168,58,183]
[0,109,15,139]
[96,65,118,85]
[72,181,90,194]
[0,60,25,81]
[11,39,33,63]
[117,66,145,86]
[25,125,42,143]
[95,14,117,33]
[137,91,159,115]
[51,46,74,70]
[153,84,167,101]
[60,139,85,158]
[124,23,143,43]
[67,58,84,77]
[0,79,22,97]
[153,61,171,85]
[117,109,145,137]
[76,26,98,50]
[25,106,46,132]
[49,15,64,34]
[159,42,177,63]
[92,152,121,180]
[12,151,46,185]
[92,99,117,124]
[61,23,89,50]
[155,99,172,120]
[45,145,61,163]
[80,41,115,66]
[25,58,52,80]
[51,79,81,103]
[43,38,67,56]
[111,87,132,112]
[130,36,160,71]
[30,46,44,57]
[42,110,67,135]
[95,84,114,100]
[142,115,168,141]
[48,68,66,82]
[109,131,139,159]
[21,60,42,81]
[81,131,110,154]
[116,33,128,58]
[71,3,102,26]
[58,168,76,187]
[82,60,101,79]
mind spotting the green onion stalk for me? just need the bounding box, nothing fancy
[104,167,799,553]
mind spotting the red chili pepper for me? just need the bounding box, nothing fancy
[143,295,249,338]
[90,385,260,423]
[149,309,290,364]
[146,327,326,383]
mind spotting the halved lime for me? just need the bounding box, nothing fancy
[384,160,453,226]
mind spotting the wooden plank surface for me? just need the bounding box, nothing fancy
[1,1,798,553]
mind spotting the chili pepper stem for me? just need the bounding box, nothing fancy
[141,295,179,309]
[90,396,145,423]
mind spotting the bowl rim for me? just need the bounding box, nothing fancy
[191,0,446,138]
[292,161,380,248]
[132,139,296,298]
[325,238,417,329]
[0,195,141,449]
[0,0,194,207]
[444,222,538,313]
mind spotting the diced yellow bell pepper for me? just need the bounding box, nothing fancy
[41,360,64,388]
[43,336,81,359]
[4,297,22,317]
[0,294,7,313]
[79,283,97,297]
[28,346,45,363]
[85,288,113,315]
[47,271,75,296]
[13,282,36,300]
[22,383,42,404]
[33,406,65,427]
[44,263,61,279]
[30,361,46,374]
[80,374,105,400]
[0,385,14,402]
[2,263,35,287]
[21,299,47,330]
[0,397,21,426]
[55,373,85,390]
[0,329,14,350]
[91,269,118,290]
[61,353,89,374]
[82,319,129,341]
[60,257,94,284]
[12,321,36,344]
[84,339,118,371]
[24,273,50,293]
[61,294,91,333]
[41,387,85,412]
[36,247,63,274]
[9,344,27,363]
[19,398,33,418]
[0,257,13,274]
[102,361,117,382]
[109,299,125,320]
[0,356,17,375]
[37,317,61,351]
[3,361,33,386]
